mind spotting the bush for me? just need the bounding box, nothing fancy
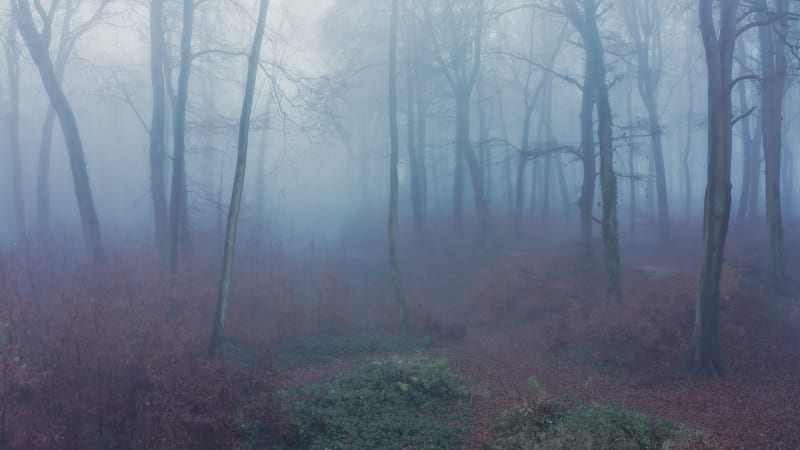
[489,401,697,450]
[283,356,471,449]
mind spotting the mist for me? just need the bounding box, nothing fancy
[1,0,799,448]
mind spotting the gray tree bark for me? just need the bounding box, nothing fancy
[209,0,270,357]
[12,0,105,263]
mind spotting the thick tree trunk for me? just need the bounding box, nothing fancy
[150,0,169,258]
[209,0,269,357]
[4,23,25,244]
[692,0,736,376]
[684,31,695,219]
[13,0,105,263]
[388,0,409,334]
[168,0,195,279]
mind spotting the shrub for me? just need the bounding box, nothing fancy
[489,401,697,450]
[284,356,471,449]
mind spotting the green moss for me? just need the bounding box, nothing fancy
[489,401,697,450]
[282,355,471,449]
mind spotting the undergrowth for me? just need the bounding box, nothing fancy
[489,401,699,450]
[274,355,472,449]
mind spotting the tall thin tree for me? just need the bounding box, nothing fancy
[209,0,270,357]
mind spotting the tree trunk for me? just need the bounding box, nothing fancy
[36,0,74,237]
[415,72,428,223]
[692,0,736,376]
[4,23,25,244]
[13,0,105,264]
[168,0,195,279]
[583,0,621,303]
[407,60,426,240]
[684,28,695,219]
[150,0,169,258]
[388,0,409,334]
[757,0,787,286]
[209,0,269,357]
[514,105,534,239]
[578,60,596,245]
[735,80,753,225]
[455,90,490,247]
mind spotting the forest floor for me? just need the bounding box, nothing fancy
[1,221,799,448]
[271,222,800,449]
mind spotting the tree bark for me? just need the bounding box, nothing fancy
[209,0,269,357]
[168,0,195,279]
[150,0,169,258]
[583,0,621,303]
[388,0,409,334]
[735,79,753,225]
[757,0,787,286]
[4,22,25,244]
[692,0,737,376]
[12,0,105,264]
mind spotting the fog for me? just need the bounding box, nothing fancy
[1,0,800,448]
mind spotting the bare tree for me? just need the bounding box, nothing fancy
[755,0,788,286]
[692,0,739,376]
[389,0,409,333]
[422,0,490,247]
[11,0,105,263]
[564,0,622,302]
[4,20,25,244]
[209,0,270,357]
[619,0,671,243]
[167,0,195,279]
[150,0,169,258]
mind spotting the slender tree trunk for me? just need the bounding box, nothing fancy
[453,109,464,231]
[578,60,596,245]
[642,85,669,242]
[684,29,695,219]
[735,80,753,225]
[209,0,269,357]
[150,0,169,258]
[584,0,621,303]
[749,121,762,221]
[692,0,736,376]
[478,78,490,212]
[36,0,74,237]
[13,0,105,263]
[757,0,787,286]
[407,61,426,240]
[415,72,428,222]
[388,0,409,334]
[168,0,195,279]
[514,106,534,239]
[456,89,490,247]
[4,23,25,244]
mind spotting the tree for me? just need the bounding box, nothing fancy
[34,0,112,237]
[167,0,195,279]
[756,0,788,287]
[564,0,622,302]
[619,0,671,243]
[209,0,270,357]
[422,0,490,247]
[150,0,169,258]
[389,0,409,334]
[692,0,739,375]
[4,20,25,245]
[11,0,105,263]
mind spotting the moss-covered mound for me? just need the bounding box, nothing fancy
[281,355,471,449]
[489,401,698,450]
